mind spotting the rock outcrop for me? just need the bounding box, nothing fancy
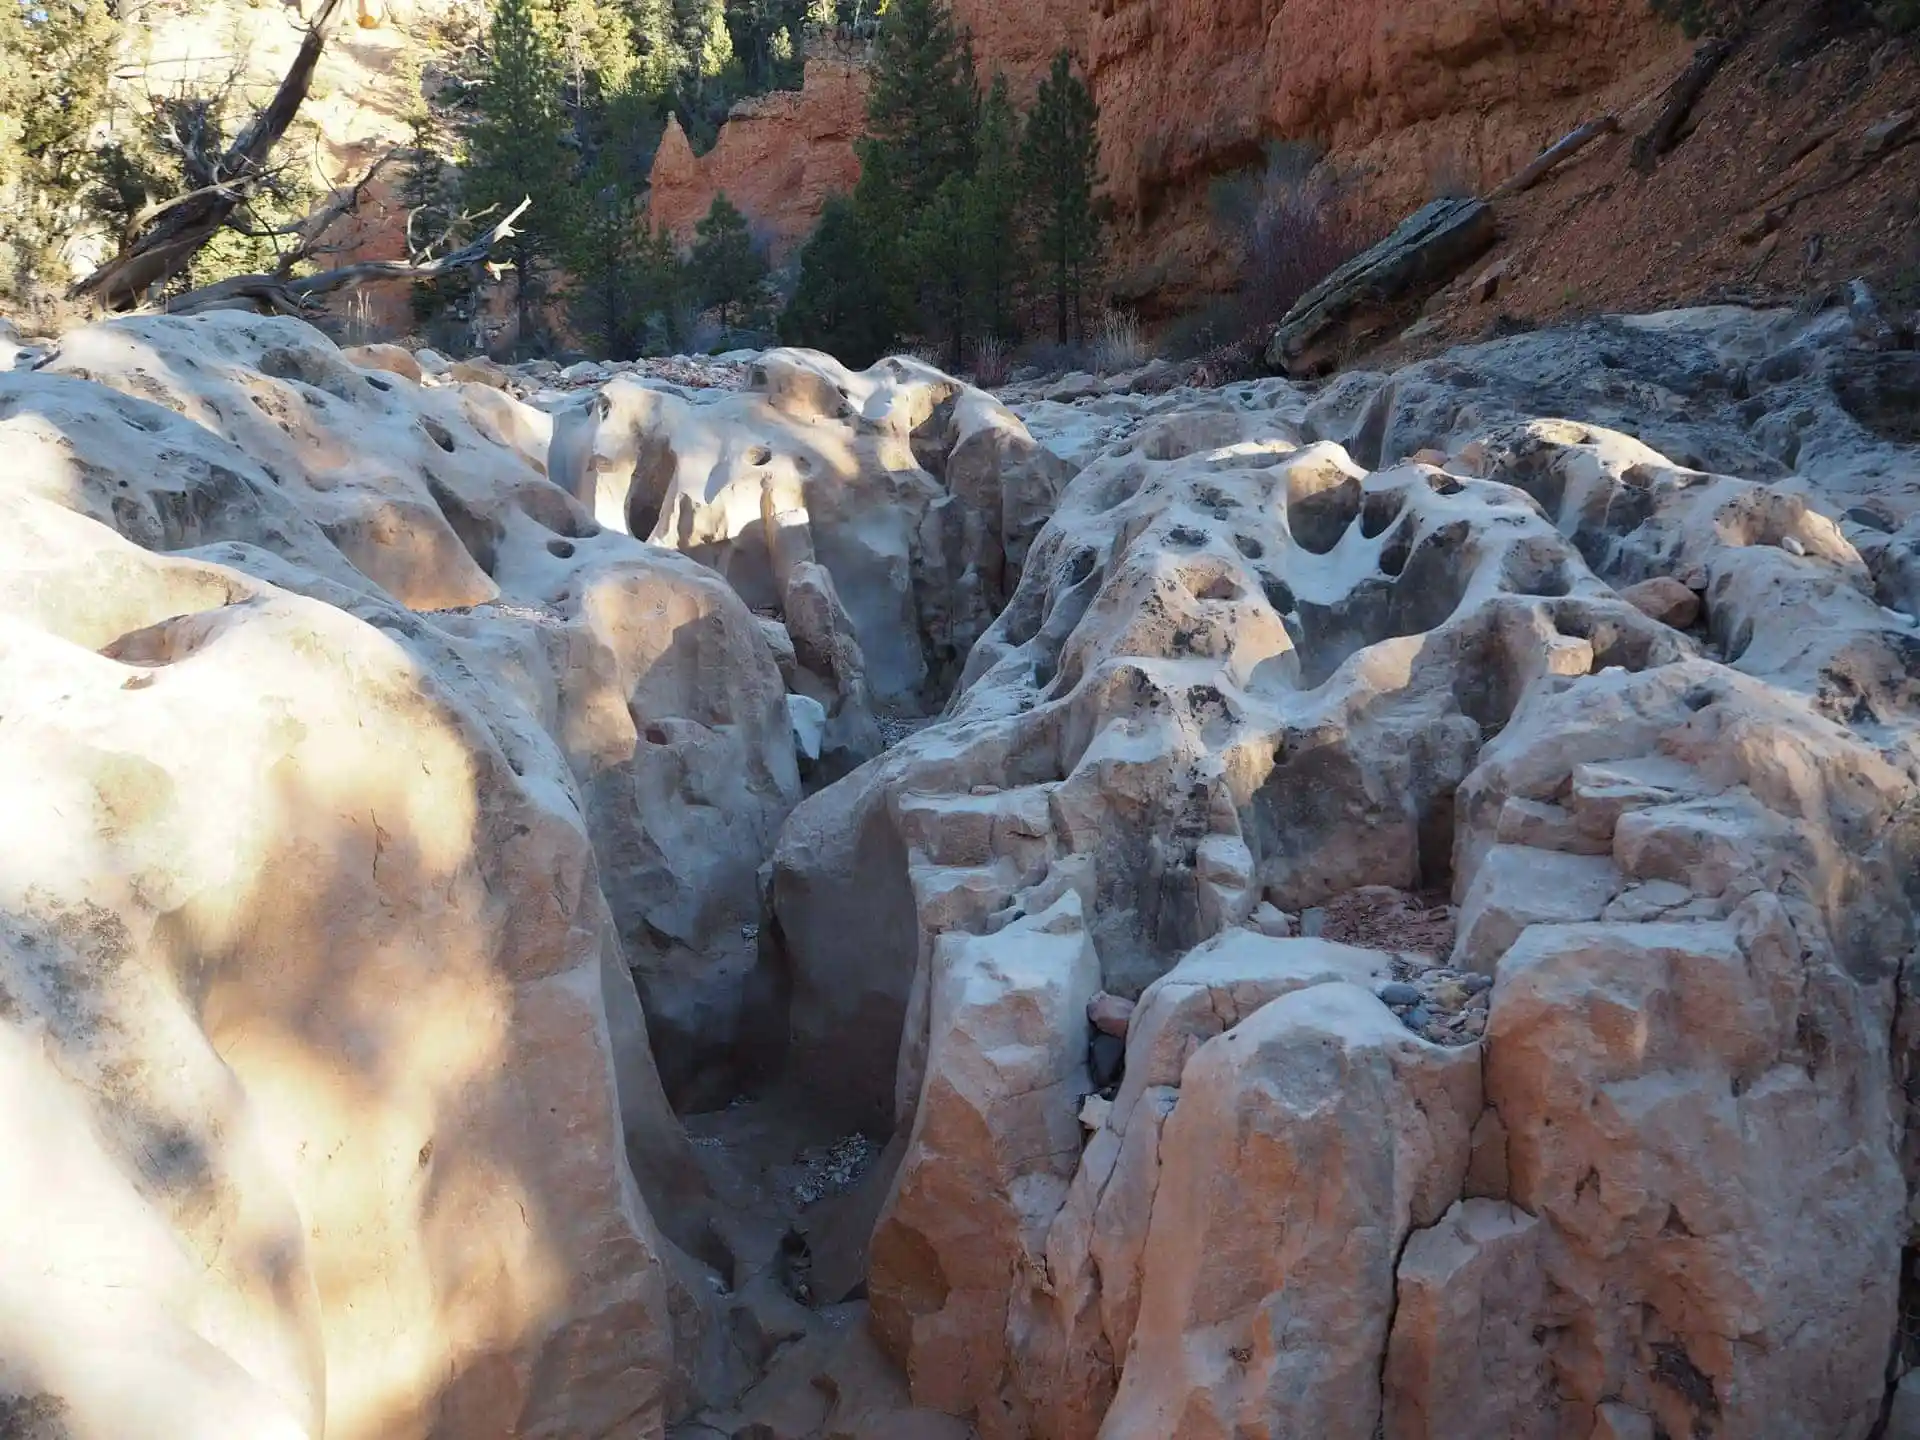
[0,311,811,1437]
[766,302,1920,1437]
[11,297,1920,1440]
[29,314,804,1110]
[550,347,1070,724]
[645,43,870,266]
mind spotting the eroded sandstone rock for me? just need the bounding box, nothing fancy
[0,312,839,1436]
[773,304,1920,1438]
[551,347,1069,716]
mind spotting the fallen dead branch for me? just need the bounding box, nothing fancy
[1632,37,1736,172]
[1491,116,1621,199]
[161,196,532,316]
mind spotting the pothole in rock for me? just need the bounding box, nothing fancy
[1294,886,1490,1046]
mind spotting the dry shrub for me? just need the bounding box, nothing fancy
[1203,140,1373,352]
[1243,169,1369,326]
[968,333,1011,388]
[1090,307,1147,375]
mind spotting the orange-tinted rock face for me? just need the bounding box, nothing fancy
[645,43,870,264]
[953,0,1087,96]
[651,1,1682,314]
[1092,0,1682,309]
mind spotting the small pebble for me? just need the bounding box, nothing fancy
[1780,535,1807,557]
[1403,1006,1433,1030]
[1461,973,1493,995]
[1376,981,1424,1008]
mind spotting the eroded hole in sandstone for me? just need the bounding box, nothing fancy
[1288,475,1364,554]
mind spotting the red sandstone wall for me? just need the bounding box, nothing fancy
[645,44,870,265]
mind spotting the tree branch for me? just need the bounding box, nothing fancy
[1491,116,1620,199]
[71,0,349,308]
[160,195,533,315]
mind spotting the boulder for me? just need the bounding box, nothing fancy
[1099,984,1480,1439]
[1616,575,1700,628]
[450,356,512,389]
[341,341,423,383]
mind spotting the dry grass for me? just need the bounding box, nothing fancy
[1090,307,1147,375]
[967,333,1010,388]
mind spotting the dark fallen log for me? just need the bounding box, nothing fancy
[161,197,532,316]
[1491,116,1621,199]
[1632,37,1735,173]
[72,0,347,309]
[1264,196,1498,377]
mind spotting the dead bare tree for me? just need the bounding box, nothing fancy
[159,195,531,316]
[71,0,349,309]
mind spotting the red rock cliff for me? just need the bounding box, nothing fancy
[1092,0,1683,307]
[952,0,1088,96]
[646,42,870,263]
[651,0,1686,312]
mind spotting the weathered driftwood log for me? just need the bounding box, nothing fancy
[1491,116,1621,199]
[1264,197,1497,376]
[1632,38,1736,172]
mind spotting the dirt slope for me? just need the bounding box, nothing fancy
[1375,3,1920,361]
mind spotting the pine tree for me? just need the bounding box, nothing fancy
[469,0,574,352]
[1021,50,1100,345]
[565,161,685,357]
[860,0,977,213]
[780,194,898,365]
[690,191,767,330]
[0,0,120,299]
[907,174,973,369]
[967,73,1023,342]
[630,0,686,100]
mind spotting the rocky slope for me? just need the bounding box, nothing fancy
[4,294,1920,1439]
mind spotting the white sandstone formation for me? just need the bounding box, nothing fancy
[7,295,1920,1440]
[767,302,1920,1439]
[549,348,1072,736]
[26,313,802,1110]
[0,312,805,1438]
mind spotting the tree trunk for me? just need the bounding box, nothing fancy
[71,0,348,308]
[1632,37,1736,173]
